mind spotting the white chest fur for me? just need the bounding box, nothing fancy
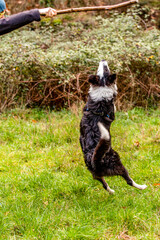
[89,84,117,102]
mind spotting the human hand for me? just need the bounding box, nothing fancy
[39,8,57,17]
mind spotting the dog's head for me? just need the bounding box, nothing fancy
[89,60,116,87]
[88,60,117,102]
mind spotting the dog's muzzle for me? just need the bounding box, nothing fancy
[97,60,110,86]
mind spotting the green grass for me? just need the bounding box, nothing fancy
[0,107,159,239]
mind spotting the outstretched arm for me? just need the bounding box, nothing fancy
[0,8,57,35]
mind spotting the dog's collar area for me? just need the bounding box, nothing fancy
[86,108,108,117]
[85,108,112,122]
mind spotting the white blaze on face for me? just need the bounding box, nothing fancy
[97,60,110,80]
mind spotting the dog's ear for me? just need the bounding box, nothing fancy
[88,75,100,85]
[108,74,116,83]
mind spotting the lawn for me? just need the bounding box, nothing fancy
[0,107,159,239]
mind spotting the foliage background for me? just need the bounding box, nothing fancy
[0,1,160,111]
[5,0,160,14]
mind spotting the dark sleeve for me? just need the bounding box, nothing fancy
[0,9,41,35]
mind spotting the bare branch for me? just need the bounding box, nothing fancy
[56,0,138,15]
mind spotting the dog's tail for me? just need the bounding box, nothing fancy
[92,122,111,169]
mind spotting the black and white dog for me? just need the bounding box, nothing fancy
[80,60,147,194]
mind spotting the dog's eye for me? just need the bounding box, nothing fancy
[108,74,116,83]
[88,75,100,85]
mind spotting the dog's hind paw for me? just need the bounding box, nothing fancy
[132,180,147,190]
[139,184,147,190]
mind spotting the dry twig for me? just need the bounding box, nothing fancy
[56,0,138,15]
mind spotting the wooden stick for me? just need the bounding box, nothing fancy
[56,0,138,15]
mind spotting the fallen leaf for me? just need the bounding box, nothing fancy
[118,230,135,240]
[4,211,10,216]
[134,141,140,148]
[32,119,37,123]
[153,183,160,186]
[43,201,49,206]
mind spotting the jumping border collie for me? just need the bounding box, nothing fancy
[80,60,147,194]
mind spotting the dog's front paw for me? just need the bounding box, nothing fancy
[108,189,115,194]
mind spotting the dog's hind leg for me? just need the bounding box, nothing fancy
[91,122,115,194]
[121,168,147,190]
[94,176,115,194]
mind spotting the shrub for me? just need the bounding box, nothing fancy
[0,11,159,111]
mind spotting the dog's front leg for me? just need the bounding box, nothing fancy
[94,176,115,194]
